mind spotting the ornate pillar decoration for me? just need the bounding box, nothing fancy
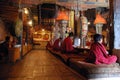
[56,9,69,40]
[52,22,60,42]
[80,12,88,48]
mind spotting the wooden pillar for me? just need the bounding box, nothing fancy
[109,0,114,53]
[18,8,23,59]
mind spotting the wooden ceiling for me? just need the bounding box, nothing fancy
[0,0,110,34]
[0,1,18,23]
[8,0,109,10]
[0,0,109,23]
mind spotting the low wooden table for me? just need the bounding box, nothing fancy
[74,47,90,54]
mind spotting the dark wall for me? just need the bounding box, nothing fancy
[39,3,57,19]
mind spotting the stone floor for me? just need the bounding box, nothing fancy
[0,49,86,80]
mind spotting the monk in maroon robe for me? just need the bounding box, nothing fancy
[46,40,53,49]
[86,34,117,64]
[61,32,78,53]
[53,37,62,51]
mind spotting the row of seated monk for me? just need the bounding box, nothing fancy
[47,32,80,53]
[46,33,117,65]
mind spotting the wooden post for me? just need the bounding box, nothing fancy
[109,0,114,54]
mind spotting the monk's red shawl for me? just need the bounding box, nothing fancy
[61,37,74,53]
[53,38,61,51]
[88,42,117,64]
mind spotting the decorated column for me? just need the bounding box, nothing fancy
[56,9,69,40]
[80,13,88,48]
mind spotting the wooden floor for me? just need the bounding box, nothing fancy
[0,49,86,80]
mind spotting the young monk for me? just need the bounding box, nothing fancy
[86,34,117,64]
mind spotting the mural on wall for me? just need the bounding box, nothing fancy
[15,18,23,37]
[43,33,50,41]
[33,31,51,42]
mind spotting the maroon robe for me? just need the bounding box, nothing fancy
[87,42,117,64]
[46,41,53,49]
[61,37,74,53]
[53,38,61,51]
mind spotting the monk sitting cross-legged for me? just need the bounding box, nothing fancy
[86,34,117,65]
[53,37,62,51]
[61,32,78,54]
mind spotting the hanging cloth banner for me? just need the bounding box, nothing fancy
[81,15,88,38]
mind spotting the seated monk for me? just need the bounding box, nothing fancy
[53,37,62,51]
[46,39,53,49]
[61,32,78,54]
[86,34,117,65]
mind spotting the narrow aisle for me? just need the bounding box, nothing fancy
[0,50,86,80]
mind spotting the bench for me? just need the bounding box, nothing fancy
[47,47,120,79]
[69,58,120,79]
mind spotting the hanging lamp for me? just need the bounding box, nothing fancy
[56,10,69,21]
[94,12,107,34]
[94,13,107,24]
